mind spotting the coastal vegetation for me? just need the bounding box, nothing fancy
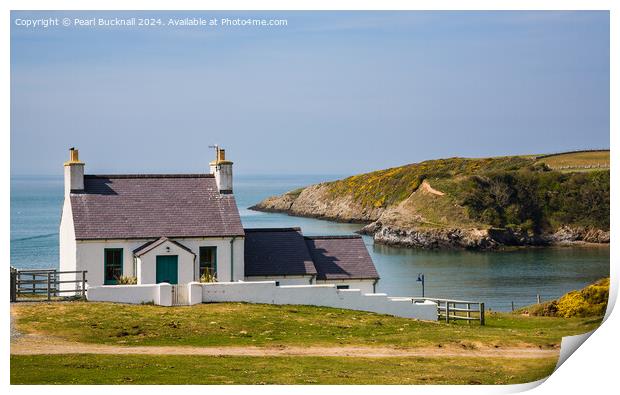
[251,150,610,249]
[324,156,532,210]
[462,168,609,232]
[517,278,610,318]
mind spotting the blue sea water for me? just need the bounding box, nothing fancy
[11,174,609,311]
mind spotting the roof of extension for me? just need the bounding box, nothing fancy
[243,228,317,277]
[70,174,245,240]
[244,228,379,280]
[305,236,379,280]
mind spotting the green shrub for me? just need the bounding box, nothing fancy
[115,275,137,285]
[461,169,609,232]
[200,272,217,283]
[519,278,609,318]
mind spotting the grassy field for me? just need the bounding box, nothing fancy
[12,302,601,349]
[537,151,609,170]
[11,302,602,384]
[10,354,557,385]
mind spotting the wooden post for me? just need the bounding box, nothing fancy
[445,301,450,323]
[537,294,541,304]
[81,271,87,299]
[32,273,35,295]
[467,303,471,324]
[47,272,51,301]
[10,270,16,302]
[53,270,58,297]
[479,302,485,326]
[511,301,514,312]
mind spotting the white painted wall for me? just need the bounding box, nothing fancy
[136,240,195,284]
[188,282,202,305]
[87,284,158,304]
[88,282,204,306]
[59,197,77,291]
[245,275,314,286]
[87,281,438,321]
[74,236,244,286]
[201,281,438,321]
[315,279,377,294]
[180,237,244,282]
[245,277,377,292]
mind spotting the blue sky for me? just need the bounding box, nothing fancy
[11,11,609,175]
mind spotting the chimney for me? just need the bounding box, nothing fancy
[64,147,84,194]
[209,146,233,194]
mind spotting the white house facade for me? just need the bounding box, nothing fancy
[59,147,380,293]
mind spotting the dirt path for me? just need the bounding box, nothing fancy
[11,334,557,359]
[420,180,445,196]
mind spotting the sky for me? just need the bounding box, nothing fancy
[10,11,610,175]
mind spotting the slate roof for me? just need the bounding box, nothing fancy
[70,174,244,240]
[305,236,379,280]
[244,228,379,280]
[244,228,317,276]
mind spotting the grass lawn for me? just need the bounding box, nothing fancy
[12,302,601,349]
[537,151,609,170]
[10,354,557,385]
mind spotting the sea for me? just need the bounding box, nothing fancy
[11,174,609,312]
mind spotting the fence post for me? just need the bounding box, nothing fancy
[479,302,485,326]
[32,273,35,295]
[53,270,58,297]
[10,270,16,302]
[467,302,471,324]
[445,301,450,323]
[47,272,51,301]
[81,271,87,299]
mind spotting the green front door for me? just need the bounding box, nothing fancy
[156,255,178,284]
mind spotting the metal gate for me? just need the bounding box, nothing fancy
[171,284,189,306]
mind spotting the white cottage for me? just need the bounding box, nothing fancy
[59,147,380,293]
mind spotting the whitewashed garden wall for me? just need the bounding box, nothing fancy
[87,281,438,321]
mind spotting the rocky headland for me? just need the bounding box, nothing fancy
[251,153,610,250]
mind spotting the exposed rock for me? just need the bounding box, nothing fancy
[546,226,610,244]
[363,222,545,250]
[251,184,383,223]
[361,222,608,250]
[370,224,498,250]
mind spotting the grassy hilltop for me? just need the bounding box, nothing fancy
[252,150,610,248]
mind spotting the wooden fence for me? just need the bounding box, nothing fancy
[10,267,87,302]
[411,297,485,325]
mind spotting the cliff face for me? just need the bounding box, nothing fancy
[251,183,384,223]
[251,155,610,250]
[360,222,609,250]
